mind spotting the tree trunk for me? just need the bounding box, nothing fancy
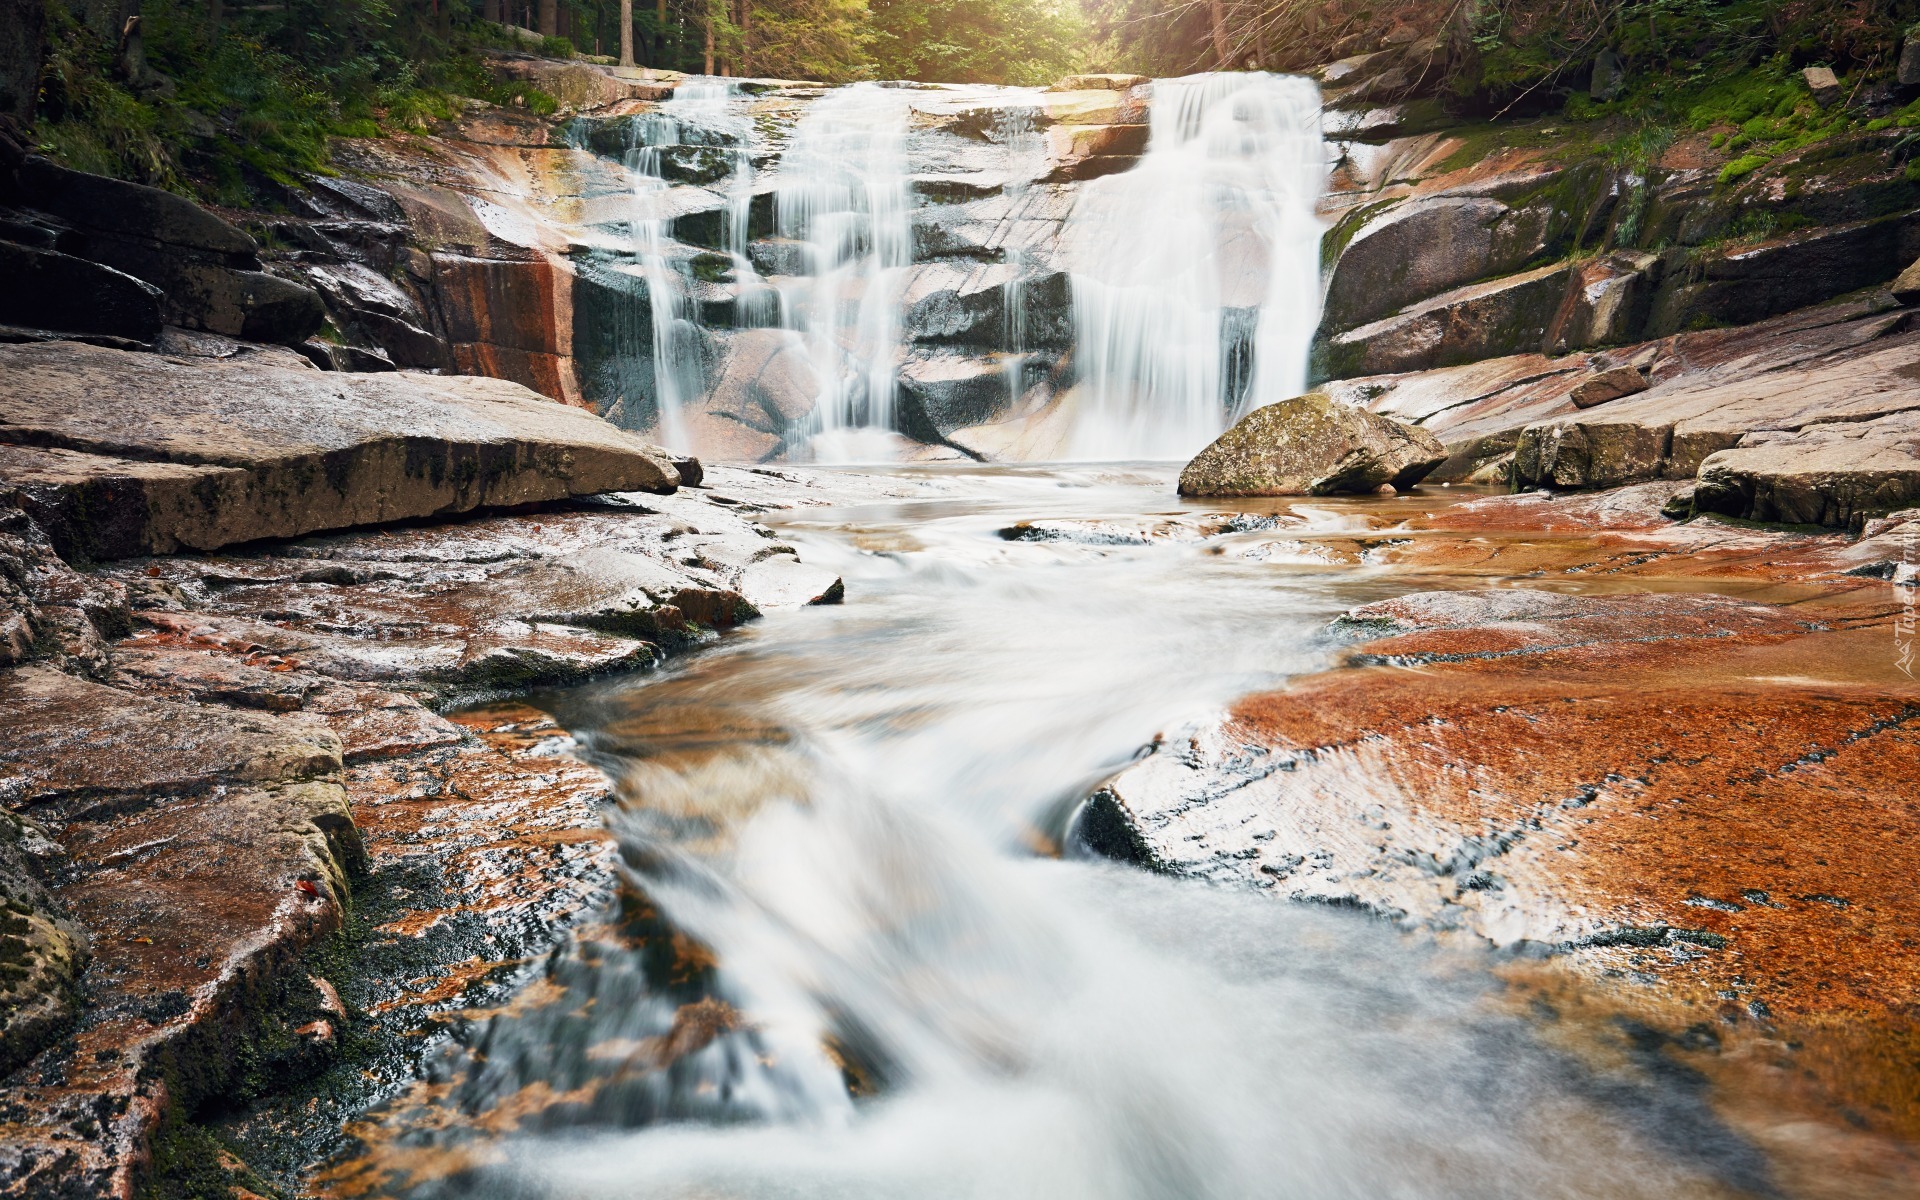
[538,0,556,37]
[619,0,633,65]
[737,0,750,76]
[1208,0,1232,70]
[655,0,667,64]
[703,6,713,74]
[210,0,223,32]
[482,0,499,22]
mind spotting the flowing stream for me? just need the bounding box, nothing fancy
[386,465,1774,1200]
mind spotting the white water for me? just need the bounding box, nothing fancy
[1063,73,1328,461]
[773,85,916,459]
[602,80,756,451]
[384,467,1771,1200]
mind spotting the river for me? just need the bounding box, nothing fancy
[368,463,1777,1200]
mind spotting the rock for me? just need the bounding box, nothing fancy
[0,240,165,344]
[1568,365,1649,409]
[1082,572,1920,1038]
[1509,321,1920,494]
[0,463,843,1195]
[700,328,819,437]
[0,665,344,807]
[1646,211,1920,336]
[17,156,257,257]
[1046,74,1147,92]
[1590,47,1624,100]
[1043,123,1150,182]
[17,158,328,345]
[0,502,130,678]
[0,341,680,558]
[1893,256,1920,305]
[0,805,88,1077]
[1803,66,1842,107]
[1691,410,1920,528]
[901,261,1015,345]
[1319,196,1553,334]
[1513,417,1669,489]
[1544,250,1660,352]
[1177,393,1446,497]
[1903,30,1920,87]
[1316,262,1574,378]
[897,350,1014,439]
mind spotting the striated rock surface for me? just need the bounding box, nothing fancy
[0,340,681,558]
[1178,392,1445,497]
[0,463,844,1196]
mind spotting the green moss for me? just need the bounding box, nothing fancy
[1718,152,1771,184]
[141,1108,285,1200]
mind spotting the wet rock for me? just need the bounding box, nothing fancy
[0,805,88,1077]
[0,240,165,344]
[1090,576,1920,1029]
[1691,410,1920,528]
[1178,392,1446,497]
[1319,196,1553,334]
[0,502,131,677]
[1568,365,1650,409]
[0,340,680,557]
[1646,211,1920,337]
[902,260,1015,345]
[1544,251,1660,353]
[16,157,327,345]
[1316,262,1574,378]
[701,327,819,437]
[0,665,343,808]
[897,350,1014,439]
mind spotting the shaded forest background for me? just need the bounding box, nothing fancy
[2,0,1918,206]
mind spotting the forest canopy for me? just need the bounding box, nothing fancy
[18,0,1920,205]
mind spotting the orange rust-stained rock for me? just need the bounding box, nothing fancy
[1084,488,1920,1179]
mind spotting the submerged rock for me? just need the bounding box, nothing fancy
[1178,393,1446,497]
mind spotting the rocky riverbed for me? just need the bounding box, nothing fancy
[3,42,1920,1200]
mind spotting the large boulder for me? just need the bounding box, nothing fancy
[16,158,326,345]
[0,241,165,344]
[1315,262,1574,379]
[1319,196,1553,334]
[1178,392,1446,497]
[1690,410,1920,529]
[0,340,682,558]
[1646,211,1920,337]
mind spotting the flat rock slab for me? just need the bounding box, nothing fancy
[0,340,680,558]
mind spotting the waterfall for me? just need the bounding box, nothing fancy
[588,81,757,452]
[997,107,1044,408]
[771,84,914,460]
[1062,73,1326,461]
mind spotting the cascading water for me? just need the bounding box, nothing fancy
[997,107,1045,407]
[588,81,761,451]
[1062,72,1327,461]
[334,466,1792,1200]
[771,84,914,459]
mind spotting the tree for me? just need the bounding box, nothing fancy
[619,0,633,64]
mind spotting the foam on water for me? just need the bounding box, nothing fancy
[374,467,1774,1200]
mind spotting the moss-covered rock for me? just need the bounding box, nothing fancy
[1178,392,1446,497]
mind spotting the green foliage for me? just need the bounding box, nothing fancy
[868,0,1083,85]
[539,34,577,58]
